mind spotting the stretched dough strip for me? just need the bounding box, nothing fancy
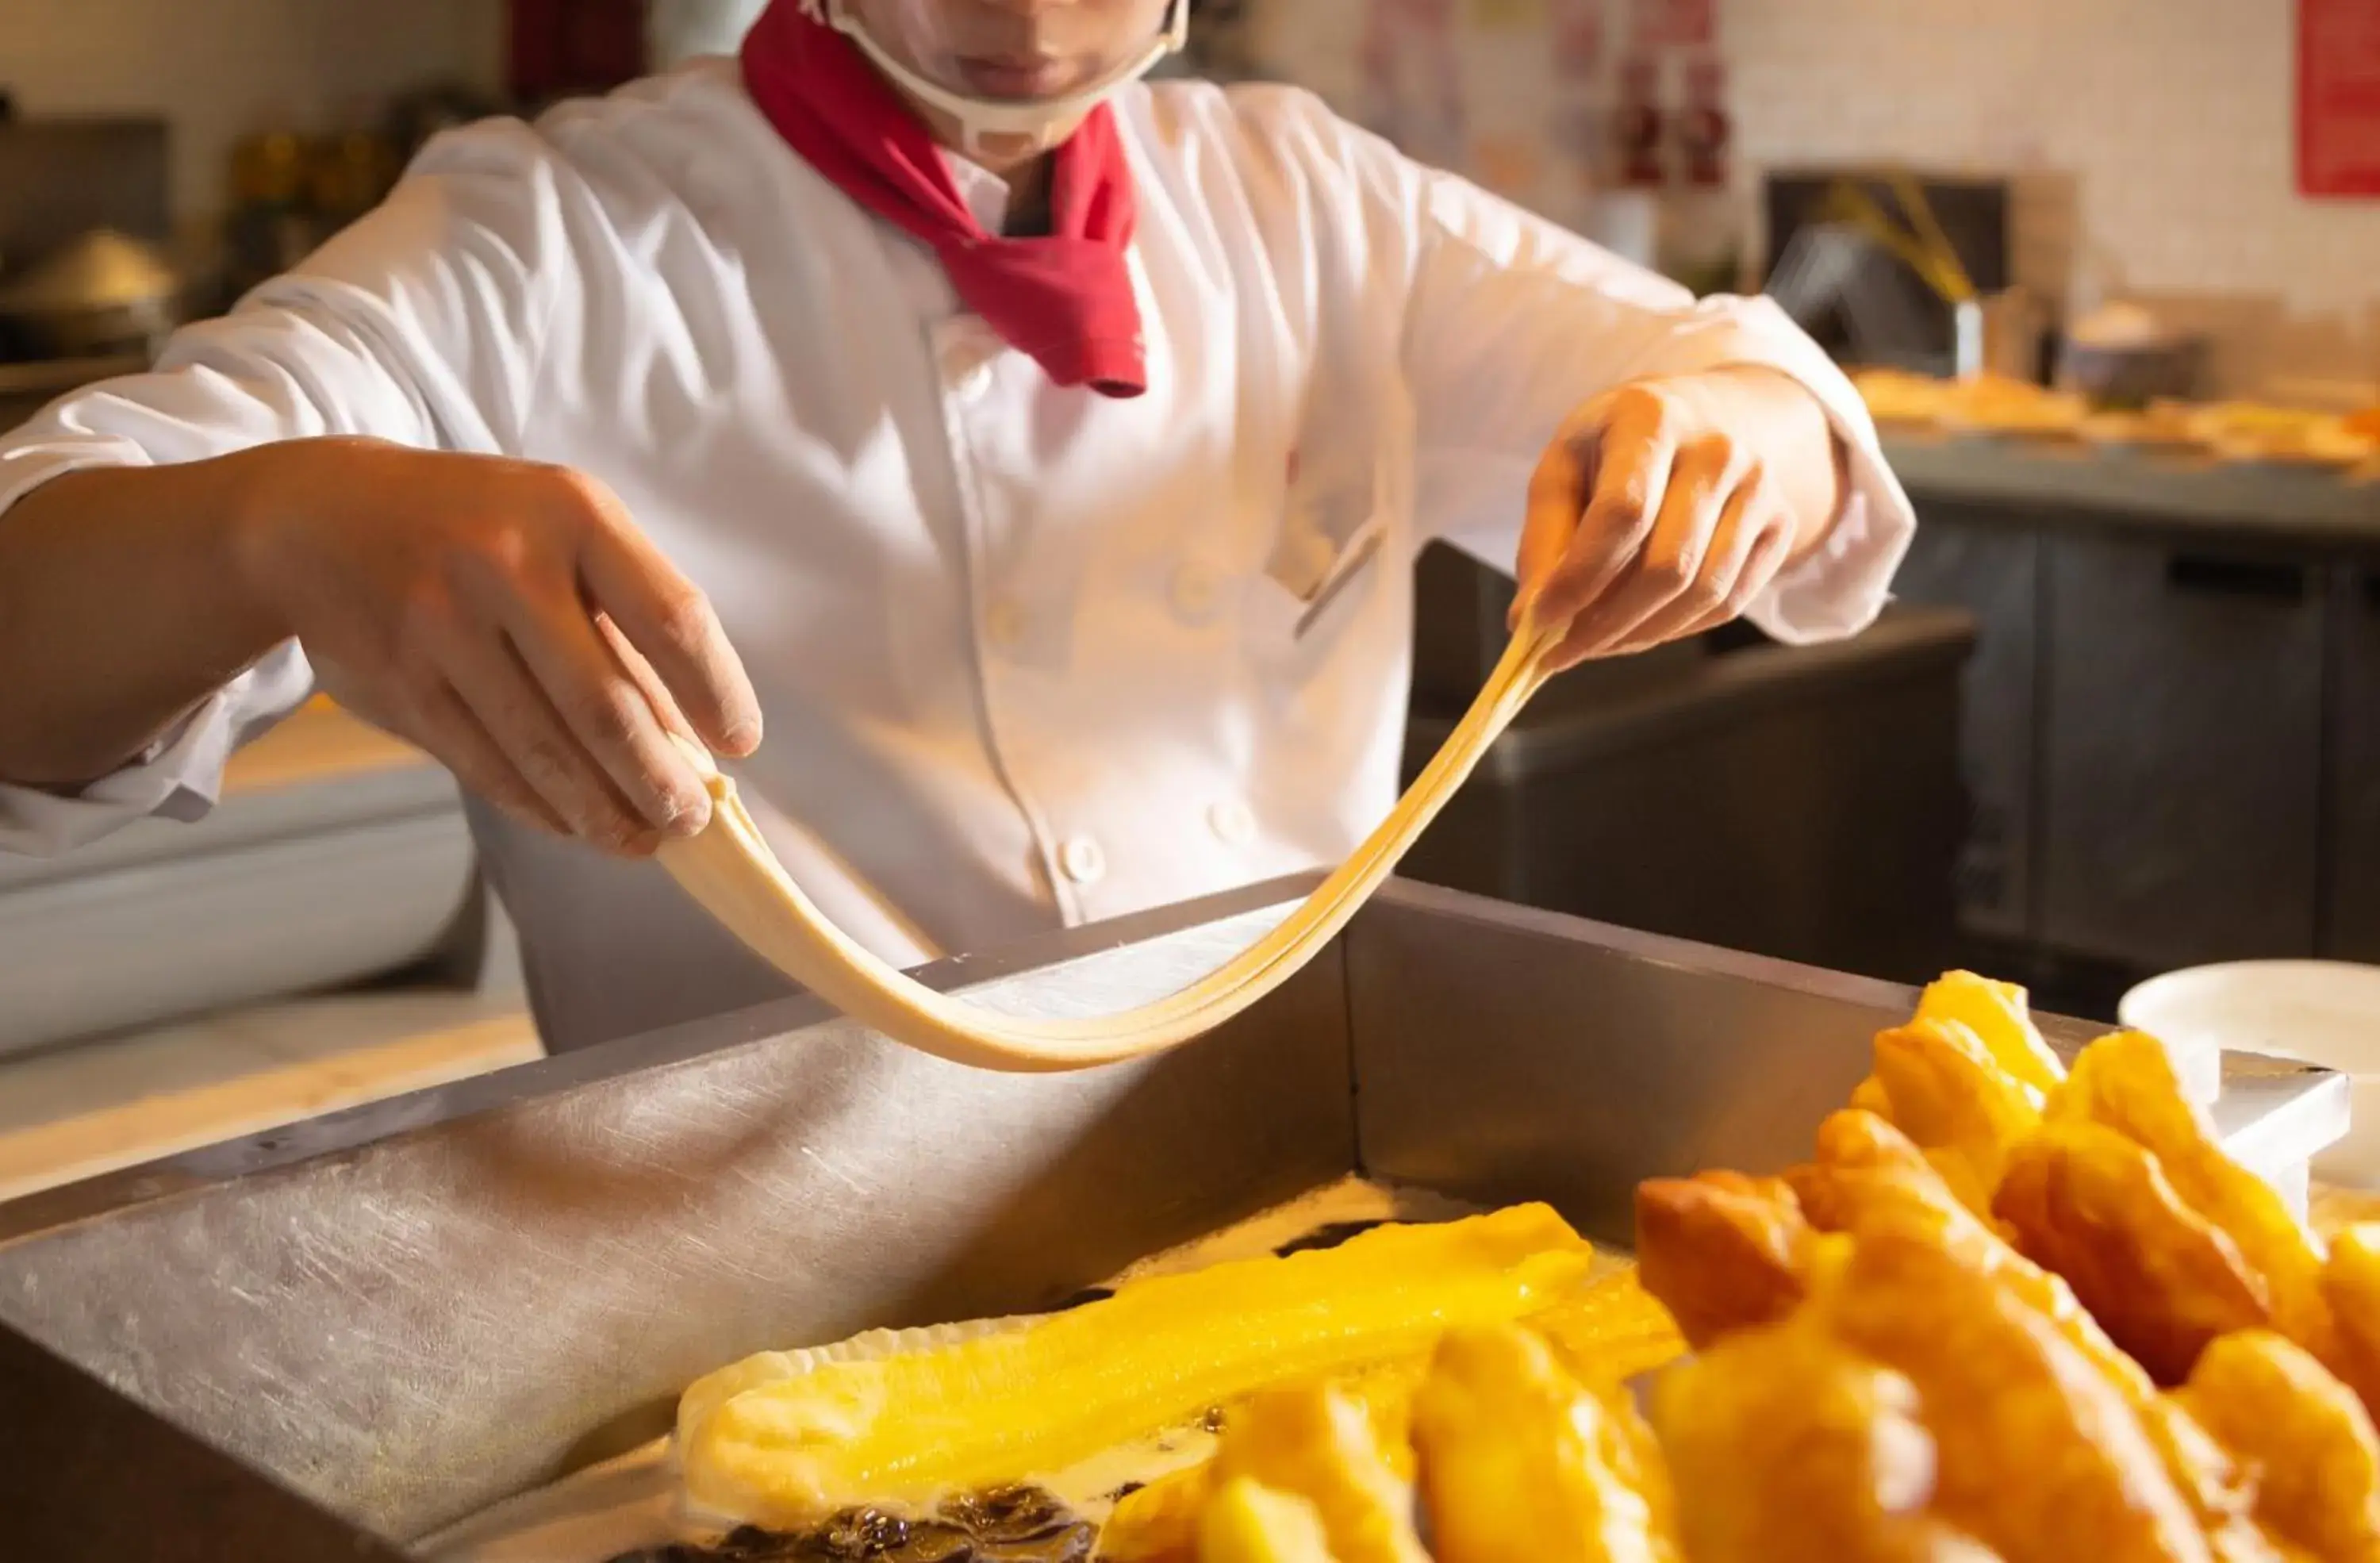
[656,617,1563,1072]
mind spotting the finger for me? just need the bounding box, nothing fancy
[596,609,701,745]
[1516,390,1676,632]
[1553,433,1737,662]
[409,680,573,837]
[566,483,762,756]
[494,577,713,838]
[436,628,658,854]
[1606,467,1768,653]
[1662,513,1796,646]
[597,607,723,795]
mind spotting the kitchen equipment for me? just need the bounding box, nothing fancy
[0,228,181,360]
[2122,960,2380,1187]
[0,876,2340,1556]
[0,116,170,362]
[1764,221,1945,371]
[2057,301,2206,409]
[0,702,479,1058]
[654,611,1567,1071]
[1763,170,2010,379]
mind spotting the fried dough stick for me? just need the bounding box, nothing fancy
[1197,1480,1338,1563]
[2320,1227,2380,1429]
[1819,1223,2217,1563]
[1632,1171,1818,1349]
[1205,1386,1427,1563]
[2048,1033,2335,1365]
[1994,1121,2272,1387]
[1650,1314,2000,1563]
[1410,1325,1679,1563]
[1856,1019,2040,1217]
[1911,971,2066,1097]
[2175,1331,2380,1563]
[1794,1112,2277,1563]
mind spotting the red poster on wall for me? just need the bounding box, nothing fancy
[2300,0,2380,197]
[1632,0,1712,49]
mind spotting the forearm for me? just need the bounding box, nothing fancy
[0,452,291,787]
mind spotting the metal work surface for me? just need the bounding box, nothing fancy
[0,884,1352,1547]
[0,878,2347,1558]
[1882,434,2380,551]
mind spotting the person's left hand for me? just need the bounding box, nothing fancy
[1512,366,1848,672]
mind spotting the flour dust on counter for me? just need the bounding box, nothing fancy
[420,1178,1514,1563]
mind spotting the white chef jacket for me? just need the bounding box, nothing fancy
[0,60,1914,1050]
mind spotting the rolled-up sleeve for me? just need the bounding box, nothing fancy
[1392,163,1916,646]
[0,117,571,854]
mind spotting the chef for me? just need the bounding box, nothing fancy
[0,0,1914,1052]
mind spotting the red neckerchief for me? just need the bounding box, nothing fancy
[739,0,1146,397]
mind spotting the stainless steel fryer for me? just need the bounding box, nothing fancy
[0,877,2347,1560]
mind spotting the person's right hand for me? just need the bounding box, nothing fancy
[225,436,762,855]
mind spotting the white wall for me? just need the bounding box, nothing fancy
[0,0,505,225]
[1722,0,2380,397]
[1242,0,2379,399]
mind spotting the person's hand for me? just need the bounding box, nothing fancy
[225,437,760,855]
[1513,367,1847,672]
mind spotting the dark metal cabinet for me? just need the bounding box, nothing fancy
[1886,503,2040,940]
[1399,608,1972,985]
[2330,565,2380,961]
[2041,534,2328,969]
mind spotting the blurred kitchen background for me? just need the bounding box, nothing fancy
[0,0,2374,1196]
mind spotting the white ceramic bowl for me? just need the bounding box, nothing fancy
[2121,961,2380,1188]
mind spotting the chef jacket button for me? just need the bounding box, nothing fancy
[985,597,1027,651]
[1207,800,1256,846]
[1169,560,1221,623]
[941,322,996,402]
[1060,835,1107,885]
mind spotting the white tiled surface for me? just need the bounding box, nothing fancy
[1246,0,2379,401]
[0,0,505,223]
[1722,0,2380,397]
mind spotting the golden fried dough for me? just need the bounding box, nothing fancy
[1528,1268,1689,1390]
[1914,971,2065,1099]
[1819,1224,2215,1563]
[1196,1480,1337,1563]
[1791,1113,2113,1365]
[1994,1121,2272,1386]
[1765,1112,2267,1554]
[2052,1033,2334,1364]
[1204,1385,1428,1563]
[2176,1331,2380,1563]
[1793,1110,1973,1233]
[1411,1325,1679,1563]
[1650,1315,1999,1563]
[2320,1227,2380,1423]
[1104,1465,1211,1563]
[1633,1172,1816,1349]
[1861,1020,2040,1217]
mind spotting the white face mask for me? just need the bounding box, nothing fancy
[808,0,1189,158]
